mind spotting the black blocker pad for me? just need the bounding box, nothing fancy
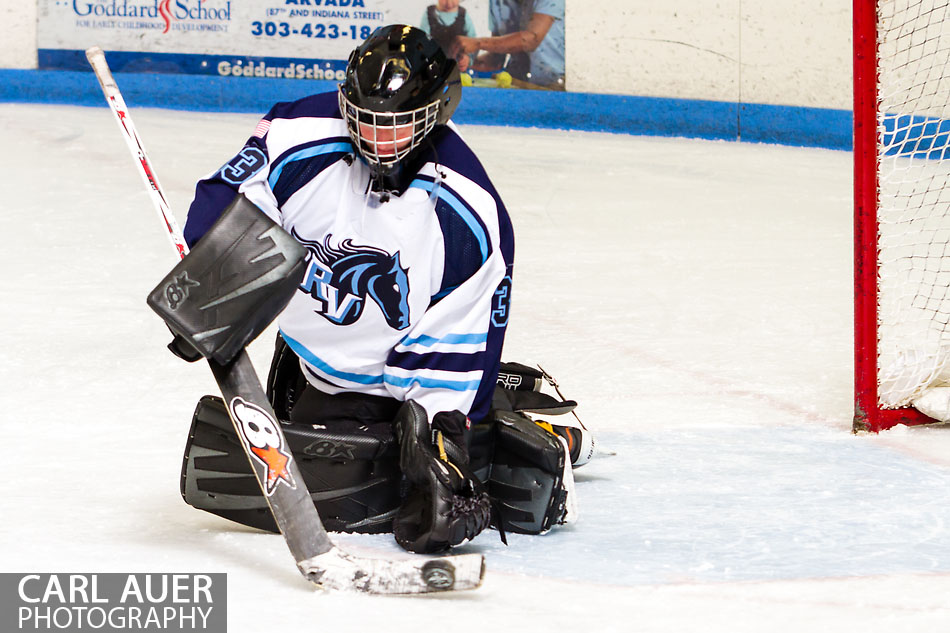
[181,395,402,534]
[147,194,307,365]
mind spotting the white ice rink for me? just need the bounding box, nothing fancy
[4,102,950,631]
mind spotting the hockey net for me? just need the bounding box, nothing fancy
[854,0,950,431]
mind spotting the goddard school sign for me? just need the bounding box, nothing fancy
[0,573,227,632]
[71,1,232,20]
[36,0,492,79]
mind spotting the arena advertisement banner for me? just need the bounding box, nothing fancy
[37,0,565,90]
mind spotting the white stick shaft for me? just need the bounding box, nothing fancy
[85,46,189,260]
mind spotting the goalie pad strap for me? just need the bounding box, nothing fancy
[488,479,533,502]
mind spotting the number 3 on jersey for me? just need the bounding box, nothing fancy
[492,275,512,328]
[219,146,267,185]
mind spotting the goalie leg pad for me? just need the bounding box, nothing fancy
[181,395,401,534]
[147,194,308,365]
[489,410,577,534]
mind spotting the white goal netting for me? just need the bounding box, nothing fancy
[876,0,950,409]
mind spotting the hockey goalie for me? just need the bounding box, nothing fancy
[166,25,594,554]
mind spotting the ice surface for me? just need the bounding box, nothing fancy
[3,103,950,630]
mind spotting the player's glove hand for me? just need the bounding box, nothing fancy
[166,328,202,362]
[392,401,492,553]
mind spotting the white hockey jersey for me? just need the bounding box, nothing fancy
[184,92,514,423]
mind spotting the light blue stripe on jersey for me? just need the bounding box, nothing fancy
[387,373,481,391]
[281,331,481,391]
[282,330,383,385]
[409,179,489,262]
[399,332,488,348]
[268,142,352,189]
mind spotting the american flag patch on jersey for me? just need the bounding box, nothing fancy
[252,119,271,138]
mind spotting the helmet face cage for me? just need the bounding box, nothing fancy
[338,85,441,172]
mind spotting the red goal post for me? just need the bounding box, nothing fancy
[853,0,950,432]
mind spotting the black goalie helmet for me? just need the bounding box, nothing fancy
[339,25,462,186]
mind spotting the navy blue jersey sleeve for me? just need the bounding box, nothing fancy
[183,92,343,248]
[183,133,271,248]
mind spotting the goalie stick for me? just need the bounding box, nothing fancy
[85,46,485,594]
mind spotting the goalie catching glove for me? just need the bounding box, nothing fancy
[393,401,494,554]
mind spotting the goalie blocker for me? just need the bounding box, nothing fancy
[146,194,307,365]
[182,357,581,537]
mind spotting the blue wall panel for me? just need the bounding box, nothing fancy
[0,68,853,150]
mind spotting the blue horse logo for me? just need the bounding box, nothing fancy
[293,230,410,330]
